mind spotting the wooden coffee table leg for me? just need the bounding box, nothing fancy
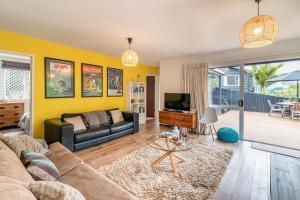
[172,153,185,162]
[169,154,177,173]
[151,151,172,165]
[150,138,186,173]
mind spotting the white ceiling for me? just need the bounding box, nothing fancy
[0,0,299,66]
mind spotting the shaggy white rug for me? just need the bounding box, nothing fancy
[98,142,234,200]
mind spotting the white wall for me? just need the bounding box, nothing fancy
[159,38,300,109]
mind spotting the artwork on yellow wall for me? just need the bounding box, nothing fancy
[81,63,103,97]
[107,67,123,97]
[45,57,75,98]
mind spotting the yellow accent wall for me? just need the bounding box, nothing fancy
[0,29,159,138]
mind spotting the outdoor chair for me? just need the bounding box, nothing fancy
[291,103,300,120]
[267,100,284,117]
[200,107,218,141]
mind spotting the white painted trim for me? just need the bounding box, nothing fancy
[0,49,34,137]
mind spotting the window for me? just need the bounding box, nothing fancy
[3,68,30,100]
[224,75,239,86]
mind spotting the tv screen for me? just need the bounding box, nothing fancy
[164,93,190,111]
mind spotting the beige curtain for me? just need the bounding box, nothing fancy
[182,63,209,131]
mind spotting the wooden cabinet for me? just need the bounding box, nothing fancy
[0,102,24,129]
[159,110,197,129]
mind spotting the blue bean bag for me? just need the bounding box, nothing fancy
[217,127,240,143]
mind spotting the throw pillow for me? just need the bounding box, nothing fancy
[0,176,37,200]
[1,134,50,158]
[96,110,109,126]
[83,111,101,128]
[110,109,124,124]
[64,116,87,132]
[29,181,86,200]
[21,151,60,181]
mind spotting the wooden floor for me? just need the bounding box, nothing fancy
[75,120,300,200]
[215,110,300,150]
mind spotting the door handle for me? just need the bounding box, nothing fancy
[238,100,244,107]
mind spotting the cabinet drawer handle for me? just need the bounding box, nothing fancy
[0,122,4,125]
[14,121,19,123]
[0,107,4,109]
[0,115,4,117]
[14,113,19,116]
[14,106,19,108]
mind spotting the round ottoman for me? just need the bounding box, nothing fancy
[217,127,240,143]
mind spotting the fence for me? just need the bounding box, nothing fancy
[211,88,289,113]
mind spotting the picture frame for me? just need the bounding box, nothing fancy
[107,67,123,97]
[81,63,103,97]
[45,57,75,98]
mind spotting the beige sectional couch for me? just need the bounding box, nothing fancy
[0,140,136,200]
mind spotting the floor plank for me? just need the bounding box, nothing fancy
[232,147,257,200]
[214,142,250,200]
[250,150,271,200]
[271,154,298,200]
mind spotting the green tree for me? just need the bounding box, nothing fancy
[250,63,283,94]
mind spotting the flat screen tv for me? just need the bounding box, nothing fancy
[164,93,190,111]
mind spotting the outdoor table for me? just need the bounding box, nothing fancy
[276,102,294,107]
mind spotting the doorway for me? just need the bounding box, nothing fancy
[209,59,300,150]
[0,51,33,137]
[146,76,156,120]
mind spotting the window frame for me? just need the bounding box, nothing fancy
[224,75,240,87]
[3,67,30,100]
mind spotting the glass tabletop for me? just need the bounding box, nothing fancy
[147,135,194,152]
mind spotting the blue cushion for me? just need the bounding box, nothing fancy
[217,127,240,143]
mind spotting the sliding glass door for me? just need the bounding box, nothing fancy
[243,60,300,149]
[209,59,300,149]
[208,66,244,138]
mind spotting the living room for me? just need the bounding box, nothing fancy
[0,0,299,200]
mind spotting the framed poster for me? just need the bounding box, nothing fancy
[81,63,103,97]
[107,67,123,97]
[45,57,75,98]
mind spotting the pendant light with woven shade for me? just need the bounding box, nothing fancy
[122,37,139,67]
[240,0,279,48]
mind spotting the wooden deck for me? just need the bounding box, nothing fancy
[215,110,300,149]
[75,120,300,200]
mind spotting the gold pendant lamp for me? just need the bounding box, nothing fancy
[240,0,279,48]
[122,37,139,67]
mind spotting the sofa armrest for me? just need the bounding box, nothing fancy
[44,118,75,152]
[122,112,139,133]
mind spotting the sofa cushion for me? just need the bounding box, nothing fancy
[96,110,109,126]
[110,109,125,124]
[0,176,37,200]
[29,181,86,200]
[0,139,13,152]
[110,121,134,134]
[58,163,136,200]
[75,127,110,143]
[64,116,87,132]
[61,113,89,128]
[1,134,50,158]
[48,142,83,176]
[21,151,60,181]
[0,149,34,184]
[105,108,119,125]
[83,111,101,128]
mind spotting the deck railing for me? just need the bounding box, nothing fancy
[211,88,289,113]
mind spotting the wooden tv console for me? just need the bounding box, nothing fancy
[159,110,197,129]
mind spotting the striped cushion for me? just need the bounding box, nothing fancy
[21,151,60,181]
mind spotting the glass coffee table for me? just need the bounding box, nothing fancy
[147,135,194,173]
